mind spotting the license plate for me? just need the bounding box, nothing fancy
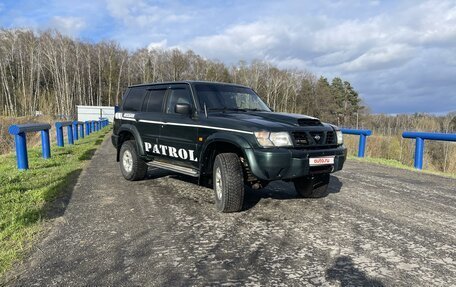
[309,156,334,166]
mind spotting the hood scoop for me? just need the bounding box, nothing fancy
[297,118,322,126]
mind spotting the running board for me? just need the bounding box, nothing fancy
[147,160,199,177]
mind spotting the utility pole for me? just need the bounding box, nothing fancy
[356,112,359,129]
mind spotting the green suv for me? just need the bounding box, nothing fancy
[112,81,346,212]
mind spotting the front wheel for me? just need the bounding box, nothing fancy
[213,153,244,212]
[294,173,330,198]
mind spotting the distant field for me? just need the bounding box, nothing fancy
[0,127,110,278]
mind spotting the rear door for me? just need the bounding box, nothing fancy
[158,84,199,168]
[137,85,167,157]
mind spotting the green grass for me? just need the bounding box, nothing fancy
[348,155,456,179]
[0,128,110,278]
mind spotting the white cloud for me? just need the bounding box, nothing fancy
[104,0,194,49]
[49,16,86,37]
[148,39,168,50]
[339,44,415,72]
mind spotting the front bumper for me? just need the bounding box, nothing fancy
[245,146,347,181]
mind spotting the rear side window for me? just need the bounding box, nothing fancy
[144,88,167,112]
[123,87,147,112]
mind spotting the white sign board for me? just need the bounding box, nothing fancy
[77,105,115,122]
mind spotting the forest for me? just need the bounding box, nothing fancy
[0,29,363,126]
[0,28,455,173]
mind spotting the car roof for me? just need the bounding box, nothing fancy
[128,80,250,89]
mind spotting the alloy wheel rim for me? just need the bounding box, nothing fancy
[215,167,222,200]
[123,150,133,173]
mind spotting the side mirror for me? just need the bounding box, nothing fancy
[175,103,191,115]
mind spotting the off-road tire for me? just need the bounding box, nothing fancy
[294,173,330,198]
[213,153,245,212]
[119,140,147,181]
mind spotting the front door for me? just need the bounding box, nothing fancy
[158,84,199,168]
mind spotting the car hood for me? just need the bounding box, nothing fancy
[203,111,333,131]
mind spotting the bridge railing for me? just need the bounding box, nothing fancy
[55,121,74,147]
[73,121,85,140]
[8,119,110,170]
[340,128,372,158]
[8,123,52,170]
[99,118,109,128]
[402,131,456,170]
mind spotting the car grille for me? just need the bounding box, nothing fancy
[298,118,322,126]
[326,131,336,144]
[292,131,337,149]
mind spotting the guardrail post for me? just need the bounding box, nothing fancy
[340,128,372,158]
[414,137,424,170]
[80,124,84,139]
[15,132,29,170]
[9,123,52,170]
[402,131,456,170]
[85,121,90,135]
[67,125,74,145]
[73,122,79,141]
[358,134,367,157]
[41,129,51,159]
[56,125,64,147]
[91,121,95,133]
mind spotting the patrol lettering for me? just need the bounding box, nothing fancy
[144,142,152,152]
[168,147,178,158]
[178,149,188,160]
[144,142,198,162]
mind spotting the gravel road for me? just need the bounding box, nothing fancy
[4,136,456,286]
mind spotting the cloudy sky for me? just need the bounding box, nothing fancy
[1,0,455,114]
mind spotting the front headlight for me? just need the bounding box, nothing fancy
[336,130,343,145]
[254,131,293,147]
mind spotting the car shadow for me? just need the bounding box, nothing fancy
[242,175,343,211]
[143,168,344,212]
[326,256,385,286]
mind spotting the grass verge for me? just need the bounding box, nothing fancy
[348,155,456,179]
[0,128,110,278]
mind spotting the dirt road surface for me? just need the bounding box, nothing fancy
[5,137,456,286]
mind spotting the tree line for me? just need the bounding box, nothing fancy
[0,29,363,126]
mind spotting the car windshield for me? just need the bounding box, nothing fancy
[195,84,271,112]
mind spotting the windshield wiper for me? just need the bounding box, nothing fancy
[207,107,247,112]
[243,108,267,112]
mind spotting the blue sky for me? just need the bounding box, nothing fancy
[1,0,455,114]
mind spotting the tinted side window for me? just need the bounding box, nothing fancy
[123,87,147,112]
[144,89,166,112]
[165,87,192,114]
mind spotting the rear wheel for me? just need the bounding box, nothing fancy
[119,140,147,181]
[213,153,244,212]
[294,173,330,198]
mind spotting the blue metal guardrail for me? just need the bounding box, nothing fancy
[73,121,84,141]
[9,119,110,170]
[402,131,456,170]
[8,123,51,170]
[340,128,373,158]
[99,118,109,129]
[55,121,74,147]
